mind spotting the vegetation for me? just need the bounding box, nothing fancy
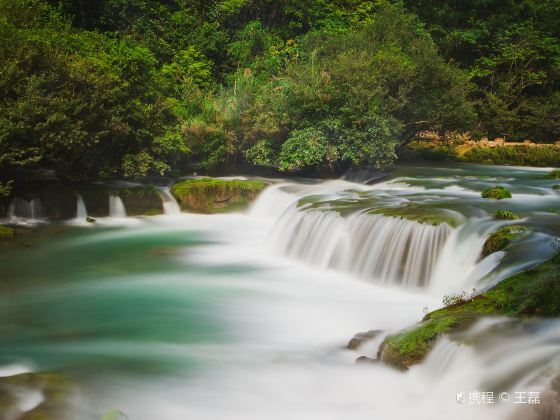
[0,225,13,239]
[481,186,512,199]
[494,210,519,220]
[368,204,460,227]
[171,178,268,213]
[481,225,529,258]
[380,251,560,369]
[1,0,558,184]
[462,146,560,167]
[545,169,560,179]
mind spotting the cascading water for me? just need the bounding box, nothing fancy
[109,194,127,218]
[267,208,450,288]
[76,194,88,219]
[7,197,44,221]
[157,188,181,215]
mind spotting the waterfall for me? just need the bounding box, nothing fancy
[266,206,451,288]
[7,198,44,221]
[109,194,127,218]
[76,194,88,219]
[157,189,181,215]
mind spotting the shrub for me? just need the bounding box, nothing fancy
[481,186,512,199]
[495,209,519,220]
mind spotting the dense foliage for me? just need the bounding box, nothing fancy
[1,0,559,181]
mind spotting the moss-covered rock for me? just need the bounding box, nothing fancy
[379,254,560,370]
[494,209,519,220]
[481,185,512,199]
[481,225,529,258]
[117,187,163,216]
[171,178,268,214]
[0,372,75,419]
[553,184,560,190]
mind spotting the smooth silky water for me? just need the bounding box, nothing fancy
[1,162,559,419]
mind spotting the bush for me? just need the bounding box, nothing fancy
[481,186,512,199]
[495,209,519,220]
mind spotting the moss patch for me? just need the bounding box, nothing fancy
[0,225,14,239]
[481,225,529,258]
[368,204,460,227]
[379,254,560,370]
[553,185,560,190]
[171,178,268,214]
[494,209,519,220]
[481,186,512,199]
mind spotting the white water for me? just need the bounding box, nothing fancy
[3,164,559,420]
[157,188,181,215]
[7,197,44,222]
[109,194,127,218]
[76,194,88,219]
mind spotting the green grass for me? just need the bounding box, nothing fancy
[462,145,560,167]
[380,253,560,370]
[481,186,512,199]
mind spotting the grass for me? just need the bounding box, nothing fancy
[545,169,560,179]
[380,252,560,370]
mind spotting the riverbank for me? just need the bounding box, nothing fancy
[401,137,560,167]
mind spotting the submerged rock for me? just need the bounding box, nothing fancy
[171,178,268,214]
[347,330,382,350]
[0,372,75,419]
[355,356,380,365]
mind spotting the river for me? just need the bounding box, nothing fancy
[0,162,559,420]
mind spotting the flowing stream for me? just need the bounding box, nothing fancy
[0,163,559,420]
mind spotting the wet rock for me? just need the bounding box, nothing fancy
[347,330,382,350]
[355,356,380,365]
[85,216,96,223]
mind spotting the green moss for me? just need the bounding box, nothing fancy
[379,254,560,370]
[552,184,560,190]
[544,169,560,179]
[0,225,14,239]
[171,178,268,214]
[368,204,460,227]
[494,209,519,220]
[481,225,529,258]
[481,186,512,199]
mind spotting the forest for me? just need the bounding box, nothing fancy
[1,0,559,183]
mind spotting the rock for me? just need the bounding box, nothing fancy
[355,356,379,365]
[85,216,96,223]
[171,178,269,214]
[347,330,382,350]
[494,209,519,220]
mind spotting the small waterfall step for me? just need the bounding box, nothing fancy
[109,194,127,218]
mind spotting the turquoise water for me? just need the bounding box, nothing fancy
[0,163,559,420]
